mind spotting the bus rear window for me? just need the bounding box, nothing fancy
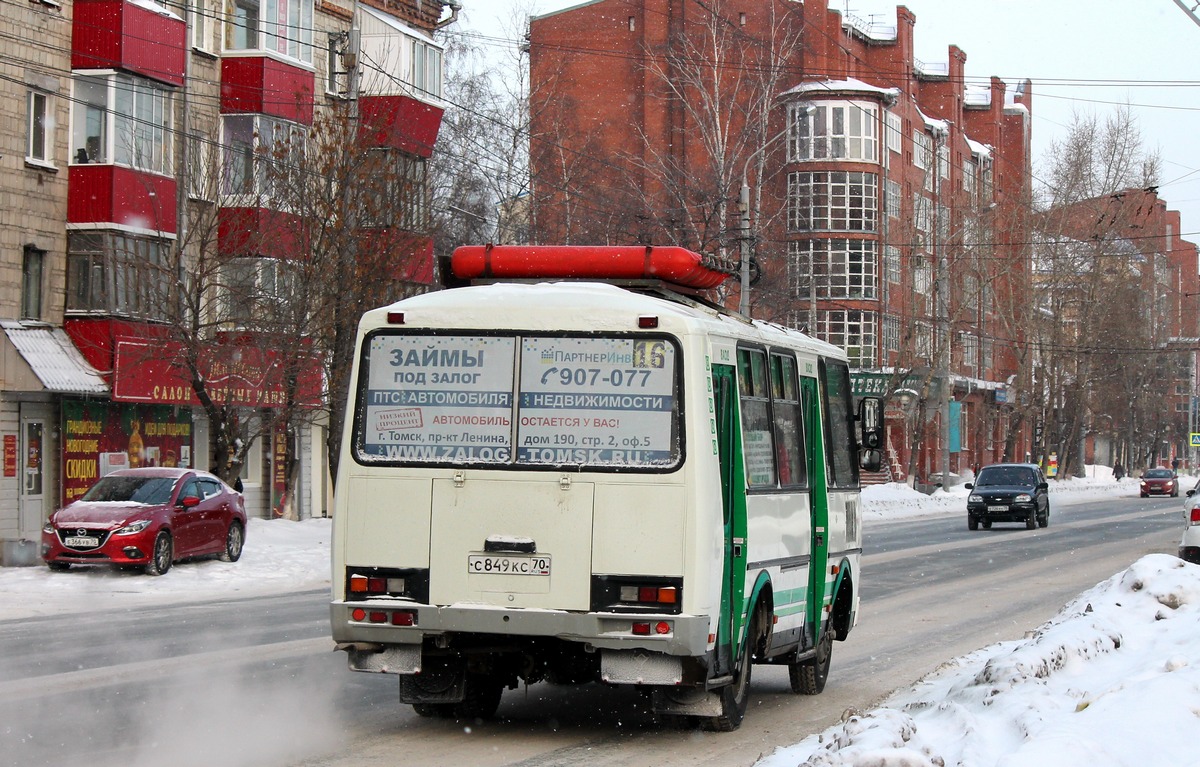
[355,333,680,470]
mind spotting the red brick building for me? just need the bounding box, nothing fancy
[1041,189,1200,471]
[529,0,1034,485]
[1,0,452,563]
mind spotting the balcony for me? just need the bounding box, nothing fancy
[72,0,186,86]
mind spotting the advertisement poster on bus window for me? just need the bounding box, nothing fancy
[362,335,516,463]
[517,337,677,467]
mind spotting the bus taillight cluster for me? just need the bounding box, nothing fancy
[350,607,417,626]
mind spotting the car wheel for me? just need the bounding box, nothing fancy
[790,623,834,696]
[968,516,979,531]
[982,520,992,529]
[1039,509,1049,528]
[46,561,71,572]
[219,522,244,562]
[1026,509,1037,530]
[1141,492,1148,498]
[144,531,173,576]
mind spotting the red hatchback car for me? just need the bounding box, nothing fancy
[1140,467,1179,498]
[42,467,248,575]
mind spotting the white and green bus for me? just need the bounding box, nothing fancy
[331,245,883,731]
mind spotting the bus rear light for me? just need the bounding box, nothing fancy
[387,311,405,324]
[1191,507,1200,524]
[632,622,651,635]
[654,621,672,635]
[638,315,659,329]
[350,574,404,595]
[350,574,388,594]
[391,610,416,626]
[349,608,417,626]
[620,585,678,605]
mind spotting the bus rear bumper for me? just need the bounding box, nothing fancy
[331,600,712,660]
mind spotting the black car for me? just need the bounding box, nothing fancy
[966,463,1050,530]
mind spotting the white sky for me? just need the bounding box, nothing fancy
[453,0,1200,248]
[6,473,1200,764]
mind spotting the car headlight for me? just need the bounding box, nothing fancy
[43,521,54,534]
[115,519,152,536]
[969,494,983,503]
[1015,493,1032,503]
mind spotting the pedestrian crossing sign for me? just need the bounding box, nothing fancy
[1191,433,1200,447]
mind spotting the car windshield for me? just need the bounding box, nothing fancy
[80,476,178,505]
[1145,469,1174,478]
[976,466,1037,486]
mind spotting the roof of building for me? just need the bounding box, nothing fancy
[2,321,109,395]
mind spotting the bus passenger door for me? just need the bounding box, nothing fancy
[711,365,745,677]
[801,377,829,648]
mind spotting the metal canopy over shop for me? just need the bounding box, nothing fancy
[1,321,109,395]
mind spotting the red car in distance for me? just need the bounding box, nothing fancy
[1140,467,1179,498]
[42,467,247,575]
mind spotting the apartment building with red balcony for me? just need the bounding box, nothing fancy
[529,0,1034,485]
[0,0,452,564]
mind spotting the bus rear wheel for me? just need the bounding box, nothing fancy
[703,616,758,732]
[790,624,834,695]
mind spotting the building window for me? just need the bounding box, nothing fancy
[191,0,210,50]
[221,114,306,200]
[26,90,52,165]
[961,332,979,369]
[963,158,977,201]
[883,313,899,353]
[22,245,44,321]
[885,112,902,154]
[361,149,428,230]
[217,257,296,329]
[913,130,931,171]
[962,273,980,310]
[885,179,901,219]
[788,102,878,162]
[67,232,171,319]
[408,36,443,99]
[913,193,931,234]
[913,260,932,318]
[188,130,213,200]
[790,239,877,300]
[914,322,932,360]
[71,74,173,175]
[326,32,349,96]
[226,0,313,63]
[938,143,950,180]
[788,171,877,232]
[817,310,876,368]
[884,244,901,284]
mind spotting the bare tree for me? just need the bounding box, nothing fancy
[1033,107,1163,476]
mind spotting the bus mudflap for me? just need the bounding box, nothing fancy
[399,656,466,704]
[342,643,422,675]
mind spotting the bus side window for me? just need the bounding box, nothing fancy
[820,358,859,488]
[737,347,776,488]
[771,354,807,488]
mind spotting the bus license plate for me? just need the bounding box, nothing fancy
[467,554,551,576]
[65,536,99,547]
[986,505,1008,512]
